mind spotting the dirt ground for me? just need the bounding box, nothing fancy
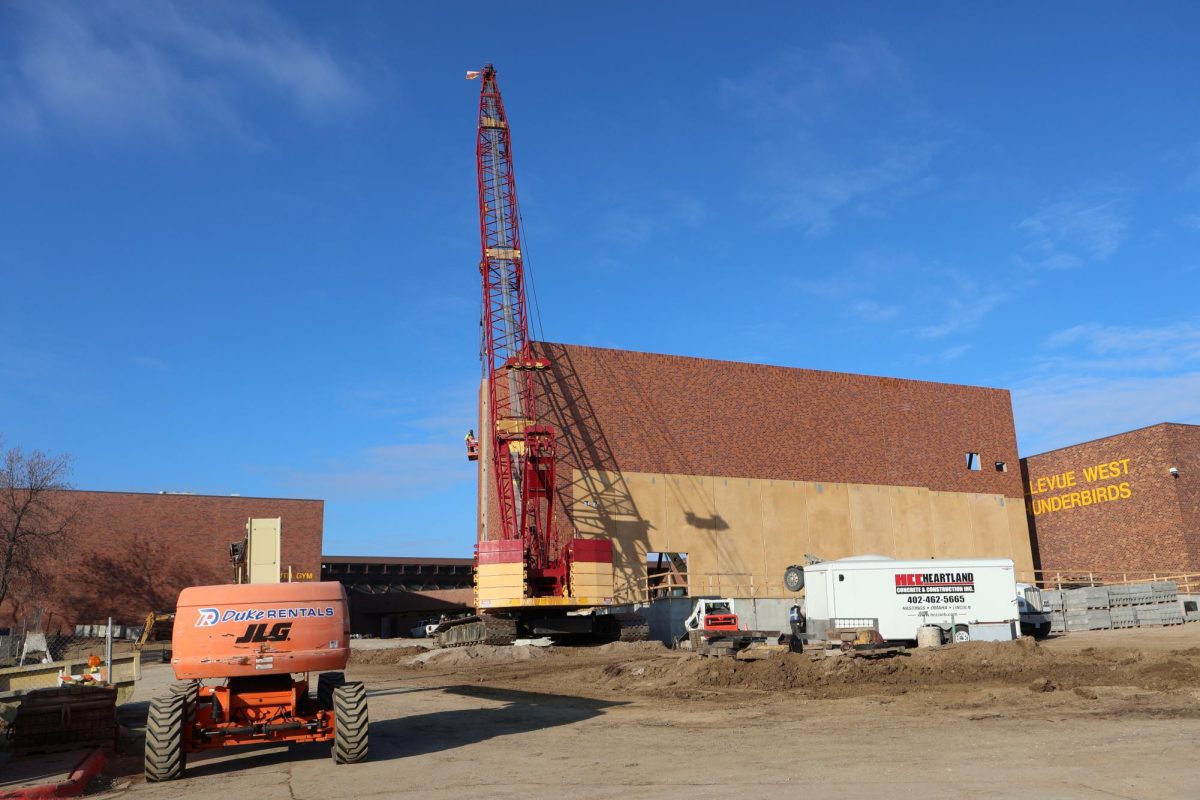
[92,625,1200,800]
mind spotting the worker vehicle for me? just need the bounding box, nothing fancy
[144,582,367,781]
[435,65,645,648]
[678,598,784,658]
[786,556,1027,644]
[683,598,740,634]
[1016,582,1053,638]
[133,611,175,652]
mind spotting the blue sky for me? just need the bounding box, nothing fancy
[2,2,1198,556]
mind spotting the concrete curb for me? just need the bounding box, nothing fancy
[0,749,106,800]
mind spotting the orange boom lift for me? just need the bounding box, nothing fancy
[143,580,367,780]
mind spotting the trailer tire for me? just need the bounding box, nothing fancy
[951,624,971,644]
[144,692,187,782]
[332,682,369,764]
[784,565,805,593]
[318,671,345,711]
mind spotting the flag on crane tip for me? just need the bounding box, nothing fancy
[465,70,482,80]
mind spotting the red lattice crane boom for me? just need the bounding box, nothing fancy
[469,64,567,597]
[437,66,635,648]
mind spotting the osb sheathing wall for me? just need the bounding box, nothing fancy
[570,469,1034,602]
[477,342,1035,602]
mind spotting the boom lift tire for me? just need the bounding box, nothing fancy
[317,671,346,711]
[332,681,369,764]
[952,624,971,643]
[169,680,199,722]
[144,692,187,782]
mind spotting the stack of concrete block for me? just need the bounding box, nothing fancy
[1042,590,1067,633]
[1054,581,1183,631]
[1106,584,1133,606]
[1062,588,1107,631]
[1128,583,1155,606]
[1109,606,1137,628]
[1151,581,1178,603]
[1043,590,1064,611]
[1064,587,1110,610]
[1134,605,1163,626]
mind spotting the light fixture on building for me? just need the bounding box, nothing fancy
[1169,466,1180,477]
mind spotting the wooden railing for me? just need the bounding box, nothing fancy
[702,573,789,598]
[627,568,1200,603]
[635,570,689,602]
[1020,570,1200,593]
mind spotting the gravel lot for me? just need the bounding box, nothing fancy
[92,625,1200,800]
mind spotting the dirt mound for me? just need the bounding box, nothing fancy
[594,640,670,655]
[585,638,1200,699]
[349,646,427,665]
[414,644,553,668]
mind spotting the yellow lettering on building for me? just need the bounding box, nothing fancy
[1027,469,1077,495]
[1081,458,1131,483]
[1030,481,1132,516]
[1028,455,1134,516]
[281,571,317,581]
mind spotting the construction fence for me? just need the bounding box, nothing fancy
[1020,569,1200,593]
[0,618,143,701]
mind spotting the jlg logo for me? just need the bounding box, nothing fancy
[234,622,293,644]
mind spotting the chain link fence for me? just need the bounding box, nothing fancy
[0,610,146,697]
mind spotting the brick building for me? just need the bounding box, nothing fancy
[1021,423,1200,574]
[478,342,1035,602]
[320,556,473,637]
[5,490,323,630]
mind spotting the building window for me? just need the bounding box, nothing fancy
[966,452,981,471]
[995,461,1008,472]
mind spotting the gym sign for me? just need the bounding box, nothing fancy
[1027,458,1133,517]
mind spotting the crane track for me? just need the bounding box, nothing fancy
[435,616,517,648]
[614,613,650,642]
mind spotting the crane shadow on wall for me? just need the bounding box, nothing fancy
[538,343,651,552]
[684,511,729,531]
[368,684,626,760]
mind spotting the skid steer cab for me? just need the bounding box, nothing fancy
[144,582,368,781]
[683,598,741,633]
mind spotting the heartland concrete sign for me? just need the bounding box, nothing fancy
[1026,458,1132,517]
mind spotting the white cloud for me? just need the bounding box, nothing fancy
[1041,321,1200,372]
[939,343,971,363]
[129,355,168,371]
[1014,372,1200,455]
[911,270,1008,339]
[0,1,363,142]
[275,442,470,501]
[791,253,1009,340]
[761,141,939,237]
[594,191,705,249]
[1016,196,1129,269]
[849,299,902,323]
[722,38,946,237]
[1014,319,1200,453]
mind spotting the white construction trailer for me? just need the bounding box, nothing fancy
[794,556,1024,644]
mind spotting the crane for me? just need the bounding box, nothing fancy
[472,63,565,594]
[437,65,645,647]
